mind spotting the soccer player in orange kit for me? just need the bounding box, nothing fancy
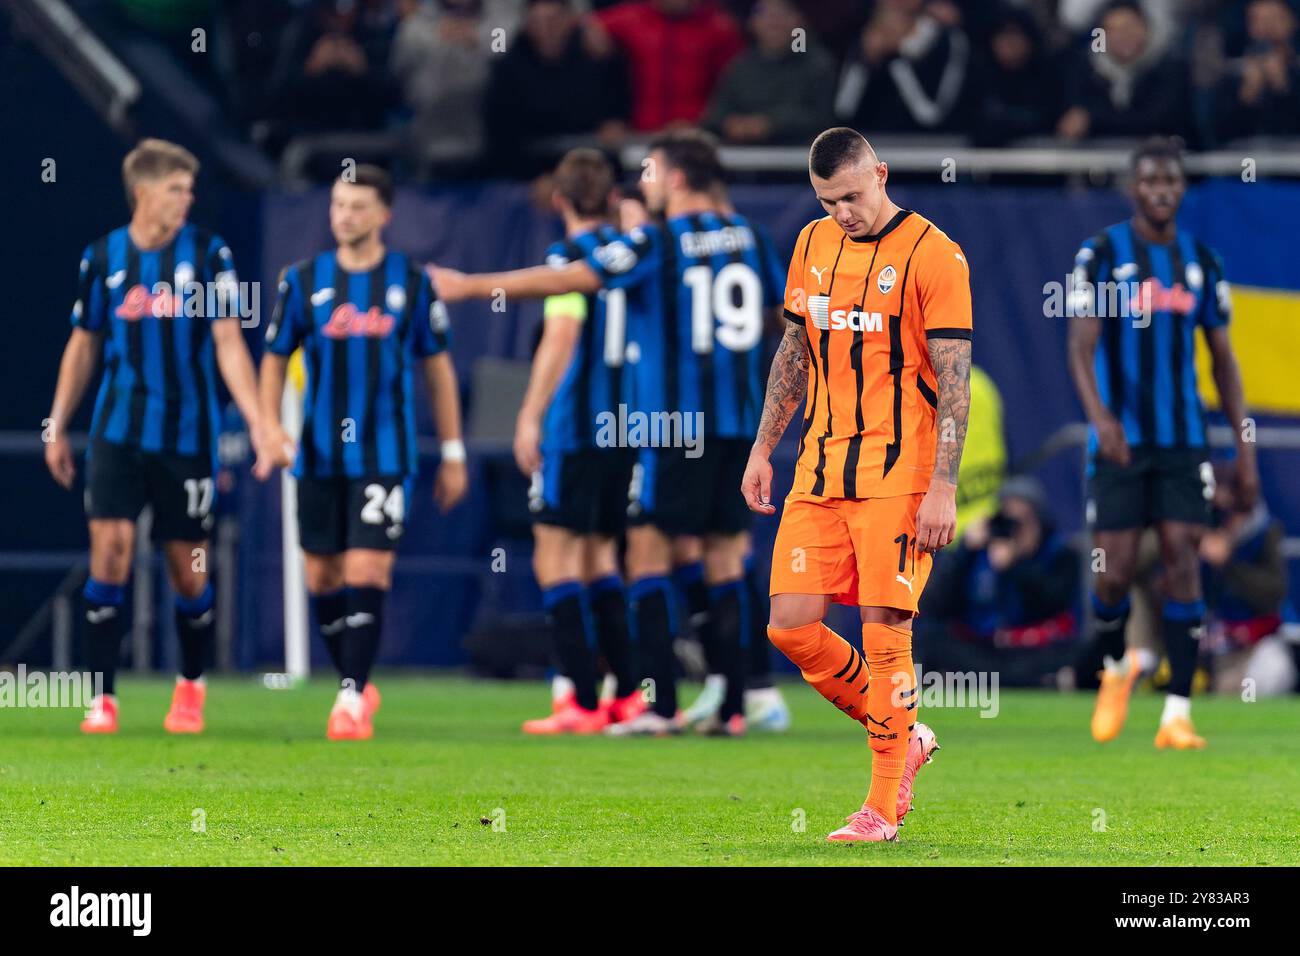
[741,128,973,843]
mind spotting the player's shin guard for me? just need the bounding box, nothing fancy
[588,575,637,698]
[310,589,348,672]
[744,558,774,689]
[862,622,916,826]
[174,583,215,680]
[1091,593,1131,664]
[83,578,127,696]
[767,621,870,724]
[708,579,747,720]
[1163,599,1205,699]
[543,581,599,712]
[341,587,385,691]
[630,575,677,718]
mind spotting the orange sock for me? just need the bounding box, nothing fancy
[767,621,871,726]
[862,621,917,825]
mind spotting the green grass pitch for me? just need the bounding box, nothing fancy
[1,676,1296,866]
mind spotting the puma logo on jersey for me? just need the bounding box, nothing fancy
[809,264,827,288]
[895,574,914,595]
[310,287,335,306]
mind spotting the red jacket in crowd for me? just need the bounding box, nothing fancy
[595,1,745,131]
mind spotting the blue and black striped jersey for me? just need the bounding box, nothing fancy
[1073,221,1230,454]
[540,224,640,452]
[72,223,239,465]
[582,211,786,441]
[265,250,450,478]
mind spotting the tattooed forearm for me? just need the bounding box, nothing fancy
[928,337,971,485]
[753,322,810,455]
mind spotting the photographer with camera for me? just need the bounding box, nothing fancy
[916,476,1082,686]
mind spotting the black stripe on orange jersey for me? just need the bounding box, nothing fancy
[842,241,881,498]
[810,231,848,496]
[926,327,972,339]
[797,322,818,463]
[916,373,938,408]
[795,221,822,462]
[882,225,931,480]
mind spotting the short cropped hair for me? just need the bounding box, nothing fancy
[122,138,199,210]
[808,127,875,180]
[1100,0,1146,24]
[553,148,616,218]
[648,128,724,193]
[338,163,395,207]
[1130,135,1185,173]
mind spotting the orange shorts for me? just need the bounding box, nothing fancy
[769,492,933,613]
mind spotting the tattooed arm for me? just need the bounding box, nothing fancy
[742,321,810,514]
[755,321,811,455]
[916,336,971,551]
[928,337,971,485]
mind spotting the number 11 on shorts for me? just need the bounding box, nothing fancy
[894,532,917,594]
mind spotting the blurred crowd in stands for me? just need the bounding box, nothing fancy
[109,0,1300,178]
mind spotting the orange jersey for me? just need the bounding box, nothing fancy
[783,209,972,499]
